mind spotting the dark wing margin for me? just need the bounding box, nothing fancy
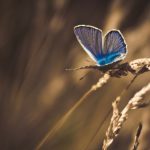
[103,30,127,61]
[74,25,103,63]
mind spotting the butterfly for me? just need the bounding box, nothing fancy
[74,25,127,67]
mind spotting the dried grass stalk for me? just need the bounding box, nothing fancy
[102,82,150,150]
[36,73,110,150]
[129,58,150,72]
[36,58,150,150]
[131,123,143,150]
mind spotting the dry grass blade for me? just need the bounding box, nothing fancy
[36,58,150,150]
[102,82,150,150]
[35,73,110,150]
[83,73,138,150]
[131,123,143,150]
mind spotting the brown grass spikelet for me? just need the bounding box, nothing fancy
[102,82,150,150]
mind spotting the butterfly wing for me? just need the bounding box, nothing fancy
[74,25,103,64]
[100,30,127,65]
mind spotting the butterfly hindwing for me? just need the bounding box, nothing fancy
[102,30,127,64]
[74,25,103,63]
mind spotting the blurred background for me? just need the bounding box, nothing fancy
[0,0,150,150]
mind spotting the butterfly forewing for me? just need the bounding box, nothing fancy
[74,25,103,63]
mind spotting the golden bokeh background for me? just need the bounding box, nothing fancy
[0,0,150,150]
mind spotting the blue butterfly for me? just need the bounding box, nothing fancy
[74,25,127,67]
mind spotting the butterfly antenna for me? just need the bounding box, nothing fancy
[65,65,100,71]
[83,73,139,150]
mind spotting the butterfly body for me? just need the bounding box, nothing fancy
[96,51,123,66]
[74,25,127,67]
